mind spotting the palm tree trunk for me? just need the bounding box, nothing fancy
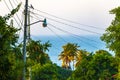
[72,56,75,70]
[69,61,71,70]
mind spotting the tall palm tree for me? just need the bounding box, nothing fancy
[59,43,79,69]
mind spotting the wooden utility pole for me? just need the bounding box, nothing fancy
[23,0,28,80]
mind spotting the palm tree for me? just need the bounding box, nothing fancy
[59,51,72,69]
[59,43,79,69]
[75,50,89,67]
[27,39,51,65]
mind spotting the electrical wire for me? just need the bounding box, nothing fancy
[4,0,24,44]
[29,15,83,51]
[47,27,67,42]
[52,45,61,51]
[30,12,102,35]
[30,13,103,44]
[46,27,82,52]
[13,0,24,11]
[15,0,19,4]
[3,0,20,27]
[34,8,105,30]
[48,23,103,49]
[13,0,18,6]
[9,0,23,25]
[20,5,104,50]
[49,23,100,43]
[4,3,103,49]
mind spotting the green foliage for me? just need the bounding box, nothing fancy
[11,59,24,80]
[71,53,93,80]
[100,6,120,79]
[75,49,89,67]
[32,63,58,80]
[0,16,17,80]
[101,7,120,57]
[70,50,117,80]
[56,64,72,80]
[31,63,72,80]
[27,39,51,65]
[0,17,18,50]
[4,3,22,20]
[0,52,16,80]
[92,50,117,79]
[0,4,23,79]
[13,43,23,59]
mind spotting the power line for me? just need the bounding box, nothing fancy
[31,35,62,51]
[31,12,102,35]
[46,27,99,51]
[12,0,24,10]
[15,0,20,4]
[3,0,20,27]
[29,15,98,51]
[52,45,61,51]
[13,0,25,10]
[47,27,67,42]
[34,8,105,30]
[30,13,103,44]
[48,23,102,49]
[49,23,99,43]
[47,26,101,45]
[23,8,103,49]
[9,0,23,25]
[13,0,18,6]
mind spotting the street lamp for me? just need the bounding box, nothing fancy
[42,18,47,27]
[23,17,47,80]
[27,18,47,27]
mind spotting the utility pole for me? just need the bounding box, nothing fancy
[23,0,47,79]
[23,0,28,80]
[28,6,32,80]
[28,8,30,40]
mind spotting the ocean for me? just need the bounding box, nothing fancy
[31,35,106,66]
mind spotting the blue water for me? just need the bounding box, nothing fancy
[31,35,106,66]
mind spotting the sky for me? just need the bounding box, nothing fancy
[29,0,119,36]
[0,0,119,36]
[0,0,120,65]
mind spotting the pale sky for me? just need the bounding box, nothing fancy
[0,0,120,36]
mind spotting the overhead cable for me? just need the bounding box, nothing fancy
[3,0,20,27]
[30,12,102,35]
[47,27,67,42]
[9,0,23,25]
[30,13,103,44]
[48,23,101,49]
[34,8,105,30]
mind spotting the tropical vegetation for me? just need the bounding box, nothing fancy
[0,1,120,79]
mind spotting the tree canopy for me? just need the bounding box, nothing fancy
[70,50,117,80]
[101,6,120,79]
[101,7,120,57]
[0,8,22,80]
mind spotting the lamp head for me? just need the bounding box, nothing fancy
[42,18,47,27]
